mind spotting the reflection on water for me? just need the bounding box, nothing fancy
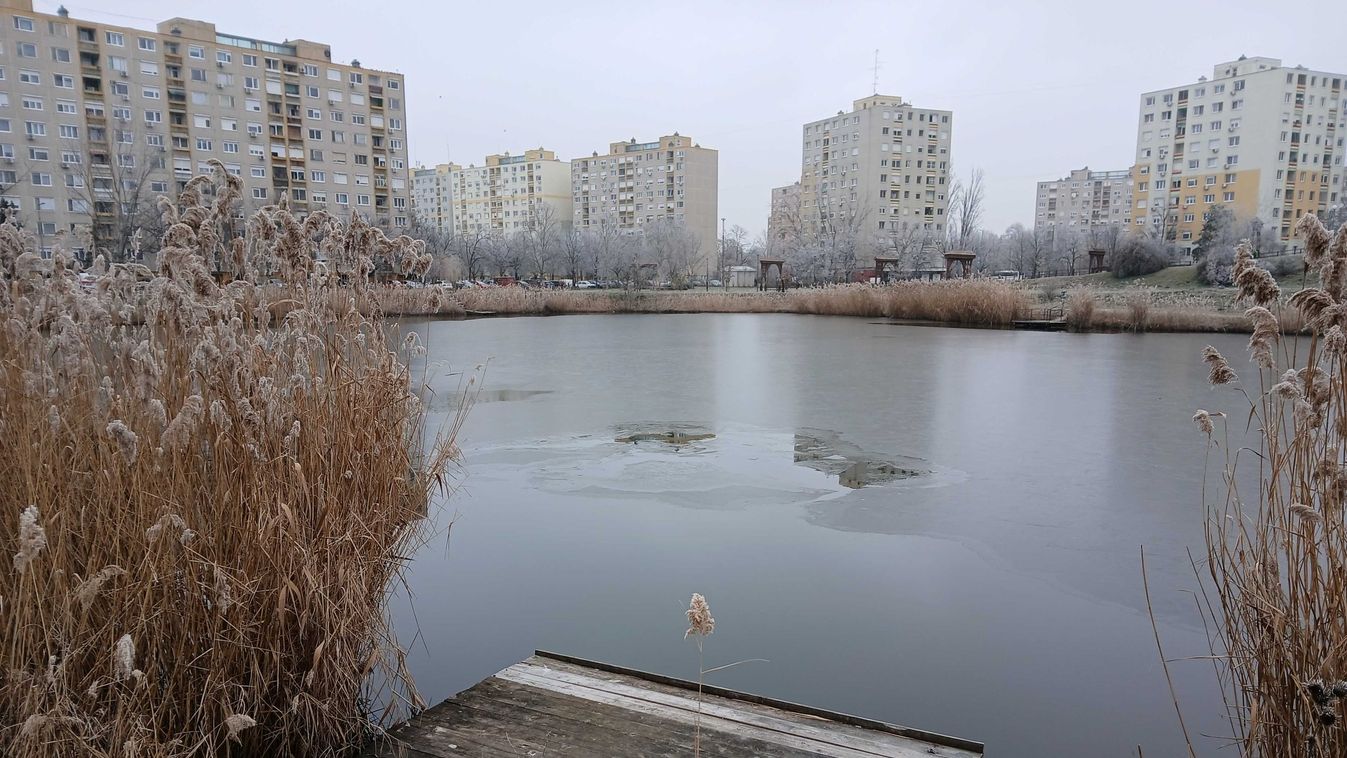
[393,313,1255,758]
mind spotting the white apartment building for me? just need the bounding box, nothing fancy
[412,150,571,238]
[1133,56,1345,247]
[1034,167,1133,244]
[411,163,451,232]
[798,94,953,239]
[766,180,800,244]
[0,0,410,257]
[570,134,718,262]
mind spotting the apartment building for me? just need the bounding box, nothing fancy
[570,133,718,261]
[0,0,410,257]
[456,149,571,237]
[411,163,451,232]
[1133,56,1345,248]
[798,94,953,240]
[766,181,800,243]
[1034,167,1133,243]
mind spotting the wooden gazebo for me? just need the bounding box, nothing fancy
[1088,249,1108,274]
[943,251,976,279]
[873,256,900,284]
[758,258,785,291]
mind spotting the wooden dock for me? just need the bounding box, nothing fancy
[364,651,983,757]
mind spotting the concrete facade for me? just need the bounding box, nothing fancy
[570,133,718,265]
[797,94,953,240]
[0,0,410,256]
[1034,167,1133,242]
[1133,56,1345,247]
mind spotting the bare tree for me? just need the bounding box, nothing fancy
[559,228,586,282]
[641,219,700,286]
[523,204,561,279]
[1005,223,1050,277]
[453,227,490,280]
[63,132,166,263]
[947,167,985,250]
[1054,228,1084,276]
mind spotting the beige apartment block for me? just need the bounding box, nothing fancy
[1034,167,1133,244]
[1133,56,1345,248]
[427,148,572,238]
[0,0,410,257]
[797,94,953,241]
[570,134,718,263]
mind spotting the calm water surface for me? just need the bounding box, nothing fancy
[394,313,1250,757]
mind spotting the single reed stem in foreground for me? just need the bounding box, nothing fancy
[685,593,715,757]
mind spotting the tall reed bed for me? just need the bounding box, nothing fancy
[0,164,456,756]
[374,280,1031,326]
[1193,214,1347,755]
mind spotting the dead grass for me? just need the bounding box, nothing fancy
[0,168,458,756]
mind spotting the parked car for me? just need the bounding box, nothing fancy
[575,280,597,289]
[709,279,723,287]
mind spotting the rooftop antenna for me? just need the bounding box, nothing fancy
[871,49,880,94]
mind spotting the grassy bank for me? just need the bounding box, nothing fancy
[1,169,457,755]
[373,280,1287,333]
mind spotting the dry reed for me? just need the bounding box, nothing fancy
[0,164,457,756]
[1193,220,1347,755]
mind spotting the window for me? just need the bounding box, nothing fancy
[190,68,206,82]
[351,113,366,125]
[19,70,40,84]
[64,174,83,187]
[1203,194,1215,203]
[30,172,51,186]
[105,31,124,46]
[250,166,266,178]
[221,117,237,131]
[389,118,401,131]
[242,54,257,67]
[244,76,259,90]
[196,137,212,150]
[56,100,76,115]
[150,180,168,193]
[307,108,321,119]
[330,111,344,122]
[302,64,318,76]
[245,98,261,112]
[311,191,326,203]
[217,50,232,64]
[145,133,163,147]
[108,56,127,73]
[188,45,204,59]
[13,15,33,31]
[349,71,363,85]
[24,121,45,137]
[21,96,42,110]
[144,110,161,123]
[306,85,319,98]
[311,170,325,182]
[252,187,267,199]
[309,149,323,161]
[333,172,348,184]
[387,79,400,90]
[335,192,348,204]
[264,57,278,71]
[16,42,36,58]
[247,122,262,135]
[58,124,77,138]
[1224,192,1235,202]
[28,147,47,160]
[137,37,155,51]
[139,60,159,76]
[51,47,71,63]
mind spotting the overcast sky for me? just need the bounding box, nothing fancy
[47,0,1347,238]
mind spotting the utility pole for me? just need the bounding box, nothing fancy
[717,217,726,291]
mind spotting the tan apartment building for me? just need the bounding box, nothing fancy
[798,94,953,241]
[1133,56,1345,248]
[432,148,572,238]
[0,0,410,257]
[1034,167,1133,244]
[570,134,718,263]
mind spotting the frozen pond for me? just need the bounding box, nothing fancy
[394,313,1247,756]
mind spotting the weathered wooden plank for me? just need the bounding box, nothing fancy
[533,651,983,754]
[507,658,978,757]
[498,665,939,757]
[362,652,984,758]
[426,680,818,757]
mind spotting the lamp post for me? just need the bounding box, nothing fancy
[717,217,725,291]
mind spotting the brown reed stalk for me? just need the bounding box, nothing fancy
[0,164,459,756]
[1193,220,1347,756]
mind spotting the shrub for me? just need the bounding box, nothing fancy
[1111,236,1171,278]
[0,166,457,756]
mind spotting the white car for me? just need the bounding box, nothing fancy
[575,280,597,289]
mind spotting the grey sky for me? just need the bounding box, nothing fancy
[49,0,1347,239]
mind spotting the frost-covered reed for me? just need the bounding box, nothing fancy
[0,162,456,756]
[1193,215,1347,755]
